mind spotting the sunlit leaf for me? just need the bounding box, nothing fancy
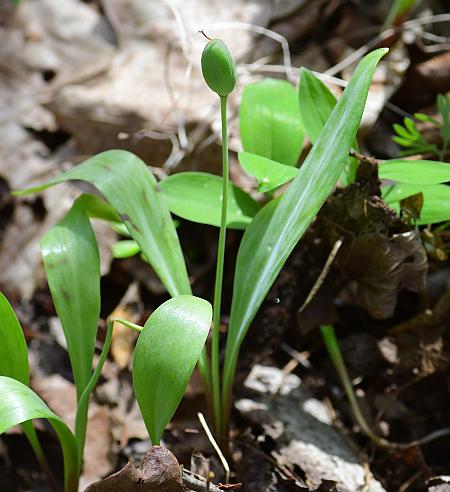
[112,239,141,258]
[222,48,388,409]
[15,149,191,297]
[0,376,79,492]
[383,183,450,224]
[238,152,298,193]
[379,159,450,184]
[160,172,260,229]
[240,78,304,166]
[133,296,212,444]
[298,68,358,185]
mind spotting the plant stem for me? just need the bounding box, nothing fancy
[75,320,113,470]
[211,96,229,434]
[320,324,391,448]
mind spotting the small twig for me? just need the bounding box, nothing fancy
[349,149,380,165]
[298,239,343,314]
[198,412,230,483]
[199,30,212,41]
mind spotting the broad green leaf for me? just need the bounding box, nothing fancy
[159,172,260,229]
[223,48,388,407]
[78,193,121,222]
[0,292,29,385]
[379,159,450,184]
[15,149,191,297]
[112,239,141,258]
[0,376,79,492]
[298,69,358,185]
[383,183,450,224]
[239,78,304,166]
[133,296,212,444]
[238,152,298,193]
[41,198,100,399]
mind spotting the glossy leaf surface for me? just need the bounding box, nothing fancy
[298,68,358,184]
[223,49,388,406]
[133,296,212,444]
[16,150,191,297]
[160,172,260,229]
[0,376,79,492]
[41,198,100,400]
[238,152,298,193]
[240,78,304,166]
[383,183,450,224]
[379,159,450,184]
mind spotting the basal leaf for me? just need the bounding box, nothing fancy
[160,172,260,229]
[78,193,121,222]
[133,296,212,444]
[298,68,358,185]
[379,159,450,185]
[41,198,100,399]
[15,149,191,297]
[240,78,304,166]
[0,376,79,492]
[222,48,388,407]
[383,183,450,224]
[238,152,298,193]
[112,239,141,258]
[0,292,29,385]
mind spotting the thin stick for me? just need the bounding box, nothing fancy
[211,96,229,434]
[198,412,230,484]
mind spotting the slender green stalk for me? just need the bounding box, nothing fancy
[211,96,230,434]
[74,320,113,469]
[110,317,143,332]
[320,324,391,448]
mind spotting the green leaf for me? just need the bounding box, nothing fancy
[112,239,141,258]
[78,193,121,222]
[383,183,450,224]
[238,152,298,193]
[239,78,304,166]
[133,295,212,444]
[0,376,79,492]
[15,149,191,297]
[41,198,100,399]
[383,0,419,28]
[298,68,358,185]
[159,172,260,229]
[0,292,29,385]
[222,48,388,409]
[379,159,450,184]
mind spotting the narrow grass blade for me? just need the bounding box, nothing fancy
[238,152,298,193]
[298,68,358,185]
[15,149,191,297]
[240,78,304,166]
[133,296,212,444]
[160,172,260,229]
[0,376,79,492]
[379,159,450,184]
[222,48,389,420]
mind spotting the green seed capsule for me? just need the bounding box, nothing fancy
[201,39,236,97]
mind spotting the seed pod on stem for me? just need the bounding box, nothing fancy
[201,37,236,97]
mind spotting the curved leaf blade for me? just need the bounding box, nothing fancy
[41,198,100,399]
[240,78,304,166]
[238,152,298,193]
[379,159,450,185]
[0,292,29,385]
[223,48,389,404]
[15,149,191,297]
[133,295,212,444]
[160,172,260,229]
[0,376,79,492]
